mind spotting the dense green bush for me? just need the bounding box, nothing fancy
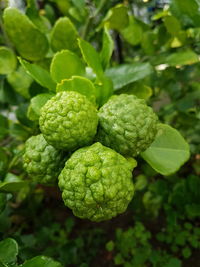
[0,0,199,266]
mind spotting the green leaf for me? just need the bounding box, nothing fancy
[0,173,28,193]
[21,256,62,267]
[78,38,104,79]
[0,79,18,105]
[120,16,143,46]
[3,8,49,61]
[141,31,157,55]
[182,247,192,259]
[0,115,8,141]
[9,123,30,141]
[106,241,114,252]
[164,258,182,267]
[0,47,17,75]
[171,0,200,27]
[56,76,96,104]
[7,66,33,99]
[0,238,18,265]
[103,4,129,31]
[117,82,152,100]
[100,27,114,69]
[50,17,79,53]
[26,0,51,33]
[164,16,181,36]
[165,50,199,66]
[106,62,153,90]
[0,148,8,178]
[27,93,54,121]
[16,103,34,127]
[19,58,56,92]
[0,194,6,213]
[141,124,190,176]
[95,76,113,106]
[50,50,85,83]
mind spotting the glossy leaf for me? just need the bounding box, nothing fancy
[103,4,129,30]
[3,8,49,61]
[165,50,199,66]
[57,76,96,104]
[27,93,54,121]
[0,238,18,265]
[50,50,85,83]
[106,62,153,90]
[78,38,104,79]
[0,173,28,193]
[141,124,190,176]
[95,76,113,106]
[0,47,17,75]
[100,27,114,69]
[21,256,62,267]
[50,17,79,53]
[19,58,56,92]
[118,82,152,100]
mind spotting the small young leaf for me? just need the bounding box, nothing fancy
[0,47,17,75]
[50,17,79,53]
[103,4,129,31]
[21,255,62,267]
[0,173,28,193]
[106,62,153,90]
[57,76,96,104]
[26,0,51,33]
[3,8,49,61]
[19,58,56,92]
[0,238,18,265]
[27,93,54,121]
[100,27,114,69]
[141,124,190,176]
[50,50,85,83]
[78,38,104,79]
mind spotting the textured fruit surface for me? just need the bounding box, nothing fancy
[58,142,136,222]
[23,134,65,184]
[39,91,98,150]
[97,94,158,156]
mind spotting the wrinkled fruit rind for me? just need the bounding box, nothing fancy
[39,91,98,151]
[23,134,65,184]
[58,142,136,222]
[97,94,158,156]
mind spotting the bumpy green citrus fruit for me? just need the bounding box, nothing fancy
[39,91,98,150]
[23,134,65,184]
[97,94,158,156]
[58,142,136,222]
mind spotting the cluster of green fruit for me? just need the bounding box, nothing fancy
[23,91,158,221]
